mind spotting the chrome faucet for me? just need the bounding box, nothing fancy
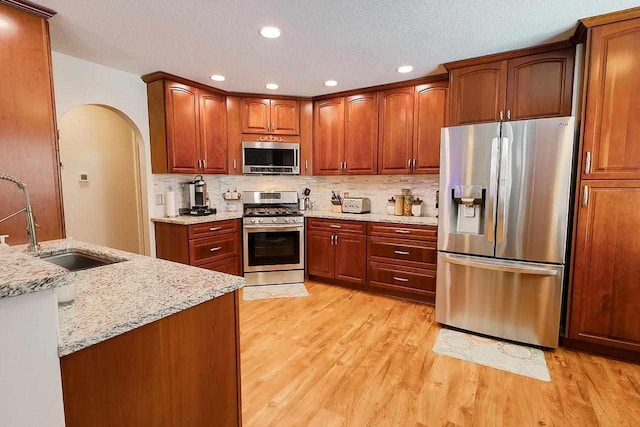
[0,173,39,252]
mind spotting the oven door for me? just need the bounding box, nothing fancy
[243,224,304,272]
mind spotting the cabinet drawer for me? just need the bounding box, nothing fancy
[368,222,437,241]
[188,219,239,239]
[189,234,240,266]
[307,218,366,235]
[199,256,241,276]
[368,262,436,294]
[368,236,436,267]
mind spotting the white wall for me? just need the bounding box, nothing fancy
[51,52,154,255]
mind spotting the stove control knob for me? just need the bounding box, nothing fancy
[250,219,256,224]
[258,219,264,224]
[272,218,277,222]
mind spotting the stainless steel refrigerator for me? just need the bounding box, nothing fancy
[436,117,576,348]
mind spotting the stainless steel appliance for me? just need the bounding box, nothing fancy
[180,175,215,216]
[436,117,576,348]
[243,191,304,285]
[341,197,371,214]
[242,141,300,175]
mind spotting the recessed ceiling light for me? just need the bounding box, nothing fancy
[260,26,281,39]
[210,74,225,82]
[266,83,279,90]
[397,65,414,73]
[324,80,338,87]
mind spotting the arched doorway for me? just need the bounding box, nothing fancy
[58,104,147,254]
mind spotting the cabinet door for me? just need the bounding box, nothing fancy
[271,99,299,135]
[313,97,344,175]
[506,48,574,121]
[448,60,508,126]
[378,87,414,174]
[335,233,367,286]
[307,230,335,279]
[299,100,314,175]
[200,257,241,276]
[582,19,640,180]
[240,98,270,134]
[569,181,640,353]
[344,94,378,175]
[413,82,448,173]
[165,82,200,173]
[199,91,228,174]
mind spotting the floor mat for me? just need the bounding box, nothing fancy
[432,328,551,382]
[242,283,309,301]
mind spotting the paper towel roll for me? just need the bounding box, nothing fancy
[165,188,177,217]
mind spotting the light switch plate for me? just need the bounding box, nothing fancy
[155,194,163,205]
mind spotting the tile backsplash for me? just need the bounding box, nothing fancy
[152,174,439,218]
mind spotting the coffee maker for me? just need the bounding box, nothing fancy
[180,175,215,216]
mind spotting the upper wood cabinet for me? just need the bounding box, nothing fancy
[240,98,299,135]
[568,181,640,354]
[448,60,508,126]
[313,97,345,175]
[506,49,574,121]
[413,82,448,174]
[582,18,640,180]
[378,87,414,174]
[147,80,228,174]
[446,45,575,126]
[344,94,378,175]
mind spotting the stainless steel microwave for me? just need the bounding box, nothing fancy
[242,141,300,175]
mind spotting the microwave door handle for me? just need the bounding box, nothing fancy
[441,254,558,276]
[487,136,500,243]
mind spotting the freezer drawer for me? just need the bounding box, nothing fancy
[435,252,563,348]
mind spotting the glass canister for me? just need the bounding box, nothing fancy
[403,194,413,216]
[387,197,396,215]
[394,195,404,216]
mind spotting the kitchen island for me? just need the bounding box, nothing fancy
[0,240,245,427]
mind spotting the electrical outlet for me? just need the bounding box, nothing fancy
[155,194,164,205]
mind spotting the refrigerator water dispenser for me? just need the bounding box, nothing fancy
[452,185,484,234]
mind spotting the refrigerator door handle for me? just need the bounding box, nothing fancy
[440,254,559,276]
[487,136,500,243]
[496,136,510,244]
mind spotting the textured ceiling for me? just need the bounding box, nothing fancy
[42,0,640,97]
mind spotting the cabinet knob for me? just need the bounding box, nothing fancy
[506,110,511,120]
[499,111,504,121]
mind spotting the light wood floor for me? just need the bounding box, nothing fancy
[239,282,640,427]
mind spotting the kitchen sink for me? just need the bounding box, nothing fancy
[42,252,117,272]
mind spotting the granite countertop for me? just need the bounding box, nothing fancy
[304,211,438,226]
[9,240,244,357]
[151,211,243,225]
[0,245,69,299]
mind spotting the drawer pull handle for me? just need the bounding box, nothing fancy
[394,250,410,255]
[209,227,222,231]
[395,229,410,234]
[393,276,409,282]
[329,224,342,229]
[210,246,223,252]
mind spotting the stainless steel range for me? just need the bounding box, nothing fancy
[243,191,304,286]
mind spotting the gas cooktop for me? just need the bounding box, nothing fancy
[244,206,302,217]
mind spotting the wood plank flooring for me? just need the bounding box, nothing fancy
[239,282,640,427]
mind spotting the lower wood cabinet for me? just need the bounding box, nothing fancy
[154,219,242,276]
[567,181,640,360]
[306,219,366,287]
[60,292,242,427]
[306,218,437,303]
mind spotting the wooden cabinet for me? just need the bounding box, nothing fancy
[446,45,575,126]
[147,80,228,174]
[240,98,299,135]
[367,222,438,303]
[413,82,448,173]
[378,87,414,174]
[154,219,242,276]
[344,94,378,174]
[0,3,64,244]
[568,182,640,354]
[448,60,508,126]
[299,100,314,175]
[306,219,366,286]
[581,19,640,180]
[506,49,574,121]
[313,98,344,175]
[61,291,242,427]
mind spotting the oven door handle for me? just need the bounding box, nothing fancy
[243,225,304,232]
